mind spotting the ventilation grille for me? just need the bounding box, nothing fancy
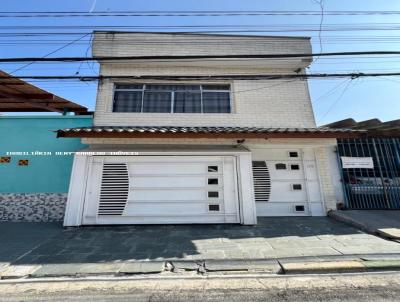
[98,163,129,216]
[252,161,271,202]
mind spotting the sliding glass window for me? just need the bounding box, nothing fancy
[113,84,231,113]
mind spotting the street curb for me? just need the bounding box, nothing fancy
[362,260,400,270]
[280,259,400,274]
[2,258,400,279]
[280,260,366,274]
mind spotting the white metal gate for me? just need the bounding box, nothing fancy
[82,156,240,224]
[251,148,324,216]
[338,138,400,209]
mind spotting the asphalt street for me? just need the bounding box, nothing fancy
[1,286,399,302]
[1,272,400,302]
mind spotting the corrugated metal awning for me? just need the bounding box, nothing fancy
[324,118,400,137]
[0,70,88,114]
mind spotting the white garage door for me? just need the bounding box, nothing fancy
[252,148,324,216]
[82,156,240,224]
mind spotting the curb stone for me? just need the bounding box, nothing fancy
[277,255,362,263]
[280,260,366,274]
[205,260,281,273]
[170,261,201,272]
[0,265,40,279]
[360,254,400,261]
[376,229,400,240]
[119,261,165,274]
[31,263,124,278]
[0,263,10,274]
[363,260,400,270]
[280,259,400,274]
[2,258,400,279]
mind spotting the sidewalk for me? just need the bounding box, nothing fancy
[329,210,400,240]
[1,217,400,279]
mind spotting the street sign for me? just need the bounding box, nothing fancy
[341,156,374,169]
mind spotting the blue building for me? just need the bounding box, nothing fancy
[0,70,92,222]
[0,116,93,222]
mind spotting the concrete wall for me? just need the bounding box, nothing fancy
[0,115,92,193]
[93,32,312,57]
[94,69,316,128]
[92,32,316,128]
[0,115,92,222]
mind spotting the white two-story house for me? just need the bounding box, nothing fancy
[59,32,360,226]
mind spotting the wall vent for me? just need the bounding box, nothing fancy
[98,163,129,216]
[295,205,305,212]
[252,161,271,202]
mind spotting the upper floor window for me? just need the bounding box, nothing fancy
[113,84,231,113]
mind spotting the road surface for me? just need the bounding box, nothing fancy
[1,272,400,301]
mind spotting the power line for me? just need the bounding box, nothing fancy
[2,10,400,17]
[1,23,400,27]
[312,78,351,103]
[10,33,90,74]
[2,33,400,38]
[311,0,324,64]
[4,38,400,45]
[0,30,372,35]
[317,78,360,123]
[1,51,400,63]
[2,24,400,33]
[1,56,398,66]
[1,72,400,81]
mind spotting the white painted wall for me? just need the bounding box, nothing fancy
[94,72,316,128]
[93,32,312,58]
[79,137,340,215]
[92,32,316,128]
[327,145,345,206]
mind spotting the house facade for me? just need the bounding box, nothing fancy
[60,32,360,226]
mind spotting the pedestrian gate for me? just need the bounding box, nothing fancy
[337,138,400,209]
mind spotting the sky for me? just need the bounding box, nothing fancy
[0,0,399,125]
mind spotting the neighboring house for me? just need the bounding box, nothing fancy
[324,118,400,210]
[0,71,93,222]
[58,32,361,226]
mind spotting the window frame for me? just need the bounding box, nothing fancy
[208,204,220,212]
[290,164,301,171]
[291,184,303,191]
[208,165,219,173]
[294,205,305,212]
[275,163,287,170]
[112,83,232,114]
[112,85,144,113]
[288,151,300,158]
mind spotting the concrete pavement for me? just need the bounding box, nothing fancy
[329,210,400,240]
[2,217,400,265]
[1,217,400,279]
